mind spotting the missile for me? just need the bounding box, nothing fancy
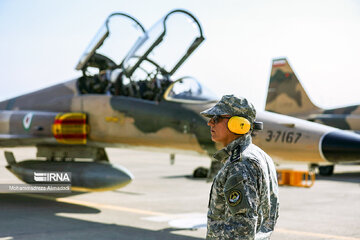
[5,151,133,191]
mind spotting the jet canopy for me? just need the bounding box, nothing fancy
[76,10,206,102]
[164,77,218,103]
[75,12,146,73]
[121,9,204,79]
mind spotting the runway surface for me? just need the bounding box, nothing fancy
[0,147,359,240]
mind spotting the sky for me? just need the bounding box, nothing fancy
[0,0,359,110]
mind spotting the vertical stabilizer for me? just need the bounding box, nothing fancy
[265,58,320,115]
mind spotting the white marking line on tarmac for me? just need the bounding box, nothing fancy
[20,194,359,240]
[0,237,13,240]
[276,228,360,240]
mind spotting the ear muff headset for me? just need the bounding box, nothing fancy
[227,116,251,134]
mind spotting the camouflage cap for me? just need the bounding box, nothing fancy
[200,95,256,123]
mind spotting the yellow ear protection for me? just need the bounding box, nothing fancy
[227,116,251,134]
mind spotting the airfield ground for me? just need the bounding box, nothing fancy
[0,147,359,240]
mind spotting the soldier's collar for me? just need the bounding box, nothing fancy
[212,135,252,163]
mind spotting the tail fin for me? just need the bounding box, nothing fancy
[265,58,320,115]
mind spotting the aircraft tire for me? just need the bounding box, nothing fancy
[193,167,208,178]
[318,165,334,176]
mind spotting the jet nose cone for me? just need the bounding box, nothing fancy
[321,131,360,162]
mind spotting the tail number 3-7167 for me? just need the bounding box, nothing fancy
[265,130,302,144]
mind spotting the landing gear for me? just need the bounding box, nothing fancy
[309,163,335,176]
[193,167,208,178]
[318,165,334,176]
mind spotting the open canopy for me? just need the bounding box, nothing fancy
[75,10,209,103]
[75,12,146,72]
[122,9,204,79]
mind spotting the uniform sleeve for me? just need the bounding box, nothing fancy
[223,171,260,239]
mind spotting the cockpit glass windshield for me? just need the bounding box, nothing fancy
[75,13,145,71]
[123,11,203,77]
[97,17,144,63]
[164,77,219,102]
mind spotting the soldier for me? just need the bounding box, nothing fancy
[201,95,279,239]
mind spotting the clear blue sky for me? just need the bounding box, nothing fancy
[1,0,359,110]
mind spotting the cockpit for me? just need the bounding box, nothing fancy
[75,9,217,103]
[164,77,218,103]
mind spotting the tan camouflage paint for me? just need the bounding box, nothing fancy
[266,58,360,132]
[0,76,354,165]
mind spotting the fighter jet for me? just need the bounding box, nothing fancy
[265,58,360,175]
[1,11,360,189]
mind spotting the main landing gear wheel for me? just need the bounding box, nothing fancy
[318,165,334,176]
[193,167,208,178]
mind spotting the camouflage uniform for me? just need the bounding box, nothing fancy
[201,95,279,240]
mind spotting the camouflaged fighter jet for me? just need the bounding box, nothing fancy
[1,11,360,189]
[266,58,360,175]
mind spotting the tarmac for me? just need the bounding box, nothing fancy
[0,147,359,240]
